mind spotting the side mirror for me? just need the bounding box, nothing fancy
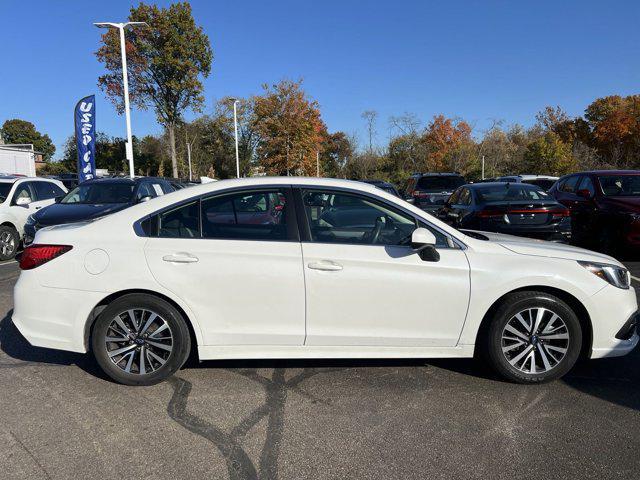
[411,227,440,262]
[54,195,65,203]
[16,197,31,207]
[576,189,593,200]
[137,195,152,203]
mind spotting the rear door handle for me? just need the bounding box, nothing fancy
[162,253,199,264]
[308,261,343,271]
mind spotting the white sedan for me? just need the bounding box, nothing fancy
[12,177,638,385]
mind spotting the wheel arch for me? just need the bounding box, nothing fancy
[0,220,17,230]
[84,288,201,360]
[475,285,593,359]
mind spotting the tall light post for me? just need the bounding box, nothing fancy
[94,21,147,178]
[229,98,240,178]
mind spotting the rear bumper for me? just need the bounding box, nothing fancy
[479,222,571,241]
[12,271,104,353]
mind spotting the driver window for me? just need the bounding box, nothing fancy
[302,189,451,247]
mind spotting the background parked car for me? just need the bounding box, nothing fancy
[549,170,640,252]
[24,177,175,245]
[438,182,571,242]
[360,179,401,197]
[402,173,466,212]
[496,175,559,191]
[0,176,67,260]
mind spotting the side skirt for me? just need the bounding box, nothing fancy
[197,344,475,361]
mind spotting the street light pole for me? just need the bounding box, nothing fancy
[94,21,147,178]
[230,99,240,178]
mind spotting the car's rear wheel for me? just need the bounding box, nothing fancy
[484,291,582,383]
[0,225,19,261]
[91,294,191,386]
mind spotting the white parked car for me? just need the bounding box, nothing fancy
[12,177,638,385]
[0,175,67,260]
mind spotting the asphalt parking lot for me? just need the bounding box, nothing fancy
[1,259,639,480]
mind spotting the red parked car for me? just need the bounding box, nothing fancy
[548,170,640,252]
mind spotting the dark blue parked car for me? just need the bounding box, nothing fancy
[24,177,175,245]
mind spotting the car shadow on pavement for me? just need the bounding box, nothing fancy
[0,311,109,380]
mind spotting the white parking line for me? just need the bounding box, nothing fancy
[631,275,640,283]
[0,261,17,267]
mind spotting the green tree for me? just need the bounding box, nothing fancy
[0,119,56,160]
[523,131,576,175]
[96,1,213,178]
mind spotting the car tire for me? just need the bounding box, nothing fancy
[484,291,582,384]
[0,225,19,261]
[91,294,191,386]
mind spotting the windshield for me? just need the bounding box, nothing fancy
[416,176,465,192]
[598,175,640,196]
[475,184,551,203]
[0,184,12,203]
[61,183,135,204]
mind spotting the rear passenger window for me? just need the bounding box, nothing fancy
[201,190,288,241]
[33,181,65,200]
[159,202,200,238]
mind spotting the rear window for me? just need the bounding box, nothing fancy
[416,176,465,192]
[523,179,556,190]
[475,185,550,203]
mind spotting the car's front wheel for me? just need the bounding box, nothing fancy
[484,291,582,383]
[91,294,191,386]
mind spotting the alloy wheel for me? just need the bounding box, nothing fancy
[501,307,569,374]
[0,231,16,257]
[104,309,173,375]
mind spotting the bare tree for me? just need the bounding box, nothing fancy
[361,110,378,153]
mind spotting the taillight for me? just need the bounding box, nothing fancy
[551,208,570,218]
[19,244,72,270]
[477,209,503,218]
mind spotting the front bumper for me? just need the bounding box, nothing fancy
[23,223,37,246]
[588,285,639,359]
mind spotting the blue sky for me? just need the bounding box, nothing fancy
[1,0,639,159]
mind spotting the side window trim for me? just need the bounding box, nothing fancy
[292,185,462,250]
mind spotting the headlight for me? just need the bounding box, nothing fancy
[26,214,36,226]
[578,261,631,289]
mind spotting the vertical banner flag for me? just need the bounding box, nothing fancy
[74,95,96,182]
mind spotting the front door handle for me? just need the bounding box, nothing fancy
[162,253,199,264]
[308,260,343,271]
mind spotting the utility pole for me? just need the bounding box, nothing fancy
[185,131,193,182]
[228,98,240,178]
[94,21,147,178]
[481,155,485,180]
[316,151,320,177]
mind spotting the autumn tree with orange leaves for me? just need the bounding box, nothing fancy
[252,80,327,176]
[422,115,473,172]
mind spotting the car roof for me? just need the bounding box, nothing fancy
[467,182,540,189]
[567,170,640,176]
[81,176,166,185]
[0,176,61,184]
[412,172,463,177]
